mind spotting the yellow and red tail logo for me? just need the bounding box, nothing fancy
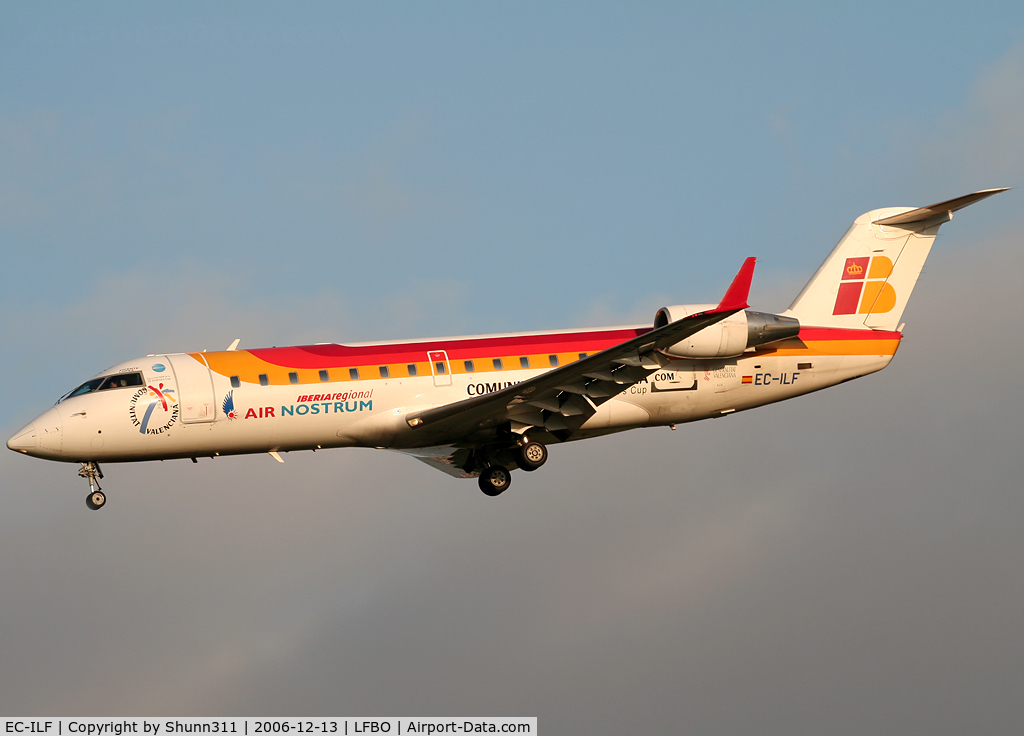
[833,256,897,315]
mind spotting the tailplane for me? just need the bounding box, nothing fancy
[785,189,1008,330]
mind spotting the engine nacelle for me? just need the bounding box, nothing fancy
[653,305,800,358]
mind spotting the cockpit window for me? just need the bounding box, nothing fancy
[59,372,145,402]
[61,378,104,401]
[99,373,145,390]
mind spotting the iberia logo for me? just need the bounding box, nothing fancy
[129,383,179,435]
[833,256,897,316]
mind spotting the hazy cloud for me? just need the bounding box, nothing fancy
[907,44,1024,188]
[2,222,1022,735]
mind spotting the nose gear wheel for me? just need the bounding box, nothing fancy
[78,462,106,511]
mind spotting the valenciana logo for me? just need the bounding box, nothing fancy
[129,383,179,435]
[833,256,897,316]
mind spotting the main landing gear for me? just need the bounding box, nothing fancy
[477,439,549,496]
[79,462,106,510]
[515,441,548,472]
[478,465,512,496]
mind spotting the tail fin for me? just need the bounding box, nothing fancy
[785,189,1008,330]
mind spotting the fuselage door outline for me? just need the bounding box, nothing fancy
[168,353,217,424]
[428,350,453,387]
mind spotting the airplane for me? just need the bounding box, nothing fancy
[7,189,1007,509]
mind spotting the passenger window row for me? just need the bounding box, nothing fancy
[231,352,590,387]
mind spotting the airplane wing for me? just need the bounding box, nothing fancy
[403,258,755,447]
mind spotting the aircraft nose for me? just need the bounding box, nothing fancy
[7,422,37,453]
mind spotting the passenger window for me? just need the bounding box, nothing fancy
[319,369,329,382]
[230,376,240,388]
[579,353,587,360]
[259,374,269,386]
[435,362,447,374]
[464,360,475,372]
[549,355,559,367]
[349,368,359,380]
[407,364,418,376]
[379,366,390,378]
[493,358,503,370]
[520,357,530,369]
[289,372,299,385]
[99,372,144,390]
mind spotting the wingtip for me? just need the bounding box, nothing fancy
[714,257,756,312]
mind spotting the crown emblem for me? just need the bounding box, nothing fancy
[846,263,863,275]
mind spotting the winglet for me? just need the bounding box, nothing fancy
[713,257,756,313]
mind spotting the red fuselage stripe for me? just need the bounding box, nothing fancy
[248,328,650,368]
[242,326,897,370]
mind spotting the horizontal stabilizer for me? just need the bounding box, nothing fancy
[872,188,1009,226]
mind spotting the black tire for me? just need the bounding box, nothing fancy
[86,490,106,510]
[478,465,512,496]
[516,441,548,472]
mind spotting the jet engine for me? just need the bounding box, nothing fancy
[654,305,800,358]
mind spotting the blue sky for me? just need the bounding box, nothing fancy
[2,3,1023,730]
[3,5,1020,334]
[2,3,1022,420]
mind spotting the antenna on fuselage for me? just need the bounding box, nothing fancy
[226,338,240,351]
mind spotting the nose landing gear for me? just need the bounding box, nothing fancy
[79,462,106,510]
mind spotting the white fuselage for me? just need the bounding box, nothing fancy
[8,324,899,465]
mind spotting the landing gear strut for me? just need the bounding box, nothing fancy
[79,462,106,510]
[476,439,550,496]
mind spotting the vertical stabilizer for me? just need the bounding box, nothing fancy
[785,189,1007,330]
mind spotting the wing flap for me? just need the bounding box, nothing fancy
[409,453,475,479]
